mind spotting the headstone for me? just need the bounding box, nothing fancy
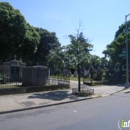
[84,68,87,76]
[74,70,78,77]
[63,69,71,76]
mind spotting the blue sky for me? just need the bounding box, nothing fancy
[1,0,130,57]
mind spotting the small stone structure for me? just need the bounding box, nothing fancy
[74,70,78,77]
[0,57,26,82]
[22,66,49,86]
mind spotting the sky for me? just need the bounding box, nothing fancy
[1,0,130,57]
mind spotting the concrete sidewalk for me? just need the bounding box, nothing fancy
[0,84,128,114]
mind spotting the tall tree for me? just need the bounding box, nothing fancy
[47,46,64,69]
[47,31,93,92]
[19,24,40,63]
[35,28,60,65]
[103,21,130,65]
[63,32,93,68]
[47,32,93,70]
[0,2,40,63]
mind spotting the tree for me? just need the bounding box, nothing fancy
[62,33,93,68]
[47,46,64,69]
[47,32,93,69]
[47,31,93,92]
[0,2,40,63]
[19,24,40,63]
[103,20,130,66]
[102,21,130,80]
[89,55,101,68]
[115,21,130,39]
[35,28,60,65]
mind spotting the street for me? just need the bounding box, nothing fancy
[0,92,130,130]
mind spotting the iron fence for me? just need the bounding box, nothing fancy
[0,67,70,88]
[0,66,22,88]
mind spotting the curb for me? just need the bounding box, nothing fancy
[109,88,130,95]
[0,95,101,115]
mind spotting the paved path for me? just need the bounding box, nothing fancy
[0,89,94,113]
[0,81,128,114]
[70,81,125,95]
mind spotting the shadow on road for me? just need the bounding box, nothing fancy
[28,91,78,101]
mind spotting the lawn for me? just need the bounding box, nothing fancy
[50,75,92,81]
[0,84,20,89]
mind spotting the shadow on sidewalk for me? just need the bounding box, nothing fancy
[28,91,78,101]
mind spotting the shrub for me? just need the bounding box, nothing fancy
[73,90,93,97]
[78,91,92,97]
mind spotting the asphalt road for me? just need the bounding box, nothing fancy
[0,92,130,130]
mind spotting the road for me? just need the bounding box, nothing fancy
[0,92,130,130]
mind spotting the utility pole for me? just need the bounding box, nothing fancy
[77,55,81,92]
[76,24,81,92]
[125,13,130,88]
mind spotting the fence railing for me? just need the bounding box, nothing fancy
[0,67,70,88]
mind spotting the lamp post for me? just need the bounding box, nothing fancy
[77,49,81,92]
[125,13,130,88]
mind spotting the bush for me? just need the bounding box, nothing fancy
[91,82,95,86]
[73,91,93,97]
[78,91,92,97]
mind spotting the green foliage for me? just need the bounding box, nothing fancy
[20,25,40,63]
[47,46,64,69]
[47,32,93,70]
[0,2,103,69]
[89,55,101,67]
[0,74,6,78]
[74,91,92,97]
[0,2,40,63]
[100,57,109,67]
[65,32,93,67]
[35,28,60,65]
[102,20,130,68]
[115,21,130,39]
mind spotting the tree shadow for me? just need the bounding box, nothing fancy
[28,91,78,101]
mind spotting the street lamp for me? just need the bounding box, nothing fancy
[125,13,130,88]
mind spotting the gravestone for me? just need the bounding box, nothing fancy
[63,69,71,77]
[74,70,78,77]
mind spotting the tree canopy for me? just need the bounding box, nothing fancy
[1,2,103,70]
[35,28,60,65]
[102,20,130,68]
[47,32,93,70]
[0,2,40,63]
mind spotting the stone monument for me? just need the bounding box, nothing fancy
[0,56,26,82]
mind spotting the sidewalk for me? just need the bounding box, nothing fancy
[0,84,128,114]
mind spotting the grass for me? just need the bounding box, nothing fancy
[49,75,70,81]
[78,91,93,97]
[50,75,91,82]
[69,76,81,81]
[0,85,20,89]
